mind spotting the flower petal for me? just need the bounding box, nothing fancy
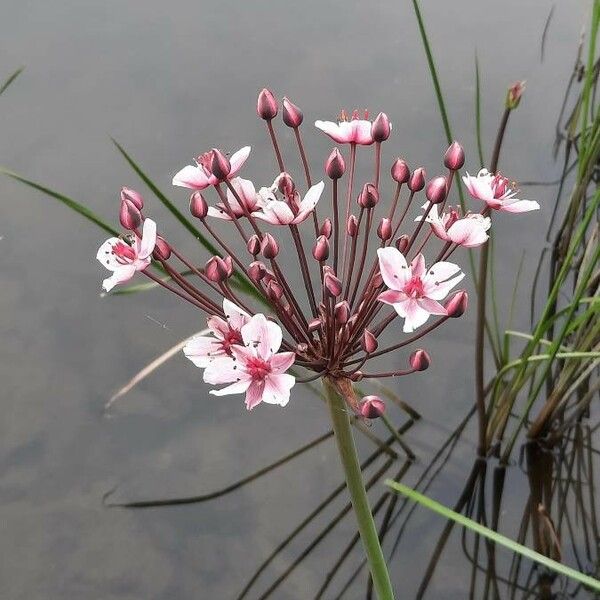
[270,351,296,374]
[254,200,295,225]
[377,289,407,305]
[210,379,252,397]
[293,181,324,223]
[417,297,447,315]
[410,254,426,278]
[402,300,431,333]
[203,356,241,385]
[102,265,137,292]
[377,247,410,291]
[183,336,223,368]
[172,164,210,189]
[262,373,295,406]
[315,120,347,143]
[138,218,157,259]
[229,146,251,177]
[222,299,250,331]
[499,199,540,213]
[97,237,124,271]
[353,120,374,145]
[244,381,265,410]
[241,314,283,359]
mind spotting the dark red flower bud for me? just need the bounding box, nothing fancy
[391,158,410,183]
[506,80,525,110]
[189,191,208,219]
[323,268,342,297]
[313,235,330,261]
[377,218,392,241]
[153,236,171,260]
[361,329,378,353]
[360,395,385,419]
[119,198,141,230]
[248,261,266,282]
[325,148,346,179]
[425,176,448,204]
[395,235,409,253]
[444,290,468,317]
[320,218,332,239]
[371,112,391,142]
[350,370,364,382]
[444,141,465,171]
[282,96,303,128]
[276,172,295,196]
[410,349,431,371]
[247,234,261,256]
[358,183,379,208]
[408,167,426,192]
[266,279,284,301]
[261,233,280,259]
[257,88,278,120]
[120,187,144,210]
[334,300,350,323]
[205,256,231,282]
[347,214,359,236]
[210,148,231,180]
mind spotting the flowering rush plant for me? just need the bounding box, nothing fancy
[96,89,538,598]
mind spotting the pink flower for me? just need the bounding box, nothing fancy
[254,180,324,225]
[96,218,157,292]
[315,110,379,145]
[172,146,251,190]
[462,169,539,213]
[203,314,296,410]
[183,299,250,368]
[206,177,260,220]
[377,247,464,333]
[416,203,490,247]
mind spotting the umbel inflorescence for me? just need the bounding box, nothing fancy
[97,89,538,414]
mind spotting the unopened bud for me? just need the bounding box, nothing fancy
[358,183,379,208]
[361,330,378,353]
[325,148,346,179]
[350,371,364,382]
[360,395,385,419]
[119,198,141,230]
[282,96,303,128]
[444,141,465,171]
[248,261,266,282]
[323,268,342,297]
[276,172,295,196]
[371,112,391,142]
[410,349,431,371]
[210,148,231,180]
[189,191,208,219]
[313,235,330,261]
[377,218,392,241]
[320,218,332,239]
[506,80,525,110]
[257,88,278,120]
[266,279,284,301]
[408,167,426,192]
[444,290,468,317]
[391,158,410,183]
[347,214,359,236]
[425,176,448,204]
[247,234,261,256]
[121,187,144,210]
[153,236,171,260]
[205,256,232,282]
[395,235,409,253]
[334,300,350,323]
[261,233,279,259]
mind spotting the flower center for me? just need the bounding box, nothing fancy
[491,173,511,199]
[245,356,271,381]
[112,241,136,263]
[221,329,243,353]
[196,151,214,176]
[405,275,425,298]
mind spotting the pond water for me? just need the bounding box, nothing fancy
[0,0,595,598]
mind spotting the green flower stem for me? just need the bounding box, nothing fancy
[324,378,395,600]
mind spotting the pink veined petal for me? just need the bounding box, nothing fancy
[446,219,489,247]
[430,221,451,242]
[314,120,347,143]
[207,315,229,339]
[97,237,126,271]
[229,177,257,211]
[244,381,266,410]
[293,181,324,223]
[424,260,462,283]
[498,199,541,213]
[377,247,410,291]
[377,289,408,305]
[417,297,448,315]
[183,336,223,368]
[426,272,465,300]
[172,165,210,189]
[254,201,295,225]
[203,356,241,385]
[469,177,496,203]
[210,379,252,398]
[402,300,431,333]
[262,373,295,406]
[410,254,426,278]
[138,218,157,259]
[222,299,250,331]
[207,205,234,220]
[241,314,283,359]
[229,146,251,177]
[353,120,374,145]
[102,264,137,292]
[270,351,296,374]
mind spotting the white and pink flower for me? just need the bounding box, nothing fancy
[206,177,260,220]
[462,169,539,213]
[377,247,464,333]
[315,110,377,145]
[183,299,250,368]
[96,218,157,292]
[172,146,251,191]
[416,203,490,248]
[254,180,324,225]
[203,313,296,410]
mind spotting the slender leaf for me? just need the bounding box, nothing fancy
[0,67,23,96]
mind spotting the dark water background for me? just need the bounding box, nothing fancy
[0,0,592,598]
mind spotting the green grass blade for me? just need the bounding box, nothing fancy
[1,168,120,236]
[0,67,23,96]
[385,480,600,592]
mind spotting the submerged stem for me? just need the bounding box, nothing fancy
[323,377,395,600]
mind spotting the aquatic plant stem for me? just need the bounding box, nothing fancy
[324,377,395,600]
